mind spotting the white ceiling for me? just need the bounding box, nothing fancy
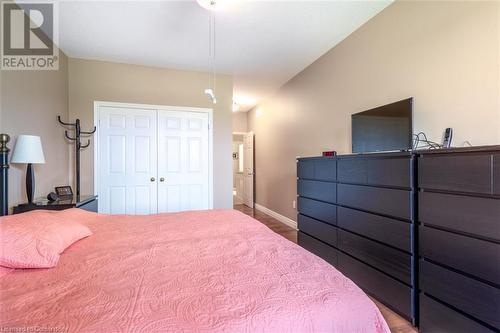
[58,0,392,111]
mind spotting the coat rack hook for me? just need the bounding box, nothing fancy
[81,126,97,136]
[64,131,76,141]
[81,140,91,149]
[58,115,75,127]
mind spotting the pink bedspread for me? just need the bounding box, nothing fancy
[1,209,390,333]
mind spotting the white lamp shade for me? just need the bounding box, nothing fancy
[11,135,46,164]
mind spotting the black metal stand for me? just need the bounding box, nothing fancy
[58,116,96,199]
[0,134,10,216]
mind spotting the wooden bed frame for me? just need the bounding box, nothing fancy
[0,133,10,216]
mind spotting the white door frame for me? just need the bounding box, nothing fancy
[94,101,214,211]
[232,131,254,208]
[231,131,246,205]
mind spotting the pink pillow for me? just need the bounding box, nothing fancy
[0,210,92,269]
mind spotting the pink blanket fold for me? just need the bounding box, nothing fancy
[0,209,390,333]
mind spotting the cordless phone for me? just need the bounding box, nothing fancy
[442,128,453,148]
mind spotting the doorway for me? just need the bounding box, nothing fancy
[232,131,254,208]
[94,101,213,214]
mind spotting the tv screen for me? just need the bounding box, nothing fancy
[352,98,413,153]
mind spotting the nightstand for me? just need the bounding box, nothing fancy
[13,195,98,214]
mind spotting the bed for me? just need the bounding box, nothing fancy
[0,209,389,333]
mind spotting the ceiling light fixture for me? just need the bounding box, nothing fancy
[205,88,217,104]
[196,0,229,11]
[201,4,217,104]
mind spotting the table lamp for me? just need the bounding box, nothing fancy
[11,135,45,204]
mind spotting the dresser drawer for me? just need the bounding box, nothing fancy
[420,260,500,329]
[338,252,412,320]
[420,294,495,333]
[337,207,411,252]
[298,197,337,225]
[337,158,366,184]
[419,154,493,194]
[338,230,411,285]
[419,191,500,241]
[298,214,338,247]
[297,159,315,179]
[298,232,338,267]
[314,159,337,182]
[297,180,336,203]
[420,226,500,286]
[338,157,411,188]
[337,184,411,220]
[297,158,336,181]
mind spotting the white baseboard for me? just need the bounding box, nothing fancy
[254,203,297,230]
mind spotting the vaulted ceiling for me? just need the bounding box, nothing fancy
[58,1,392,111]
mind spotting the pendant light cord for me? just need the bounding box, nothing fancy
[207,11,216,97]
[208,12,211,89]
[212,12,216,94]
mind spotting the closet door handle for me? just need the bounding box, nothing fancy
[160,177,165,182]
[150,177,155,182]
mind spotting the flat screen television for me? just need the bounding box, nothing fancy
[352,98,413,153]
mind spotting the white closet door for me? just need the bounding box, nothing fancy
[98,106,158,214]
[157,110,210,213]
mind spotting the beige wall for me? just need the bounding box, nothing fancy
[232,112,248,132]
[248,0,500,221]
[68,58,233,208]
[0,52,70,211]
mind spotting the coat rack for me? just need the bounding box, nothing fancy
[58,116,96,198]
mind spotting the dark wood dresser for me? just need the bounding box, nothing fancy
[297,157,339,266]
[297,146,500,330]
[336,152,416,323]
[417,147,500,333]
[297,153,417,324]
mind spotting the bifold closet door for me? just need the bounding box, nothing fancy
[157,110,210,212]
[98,106,158,214]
